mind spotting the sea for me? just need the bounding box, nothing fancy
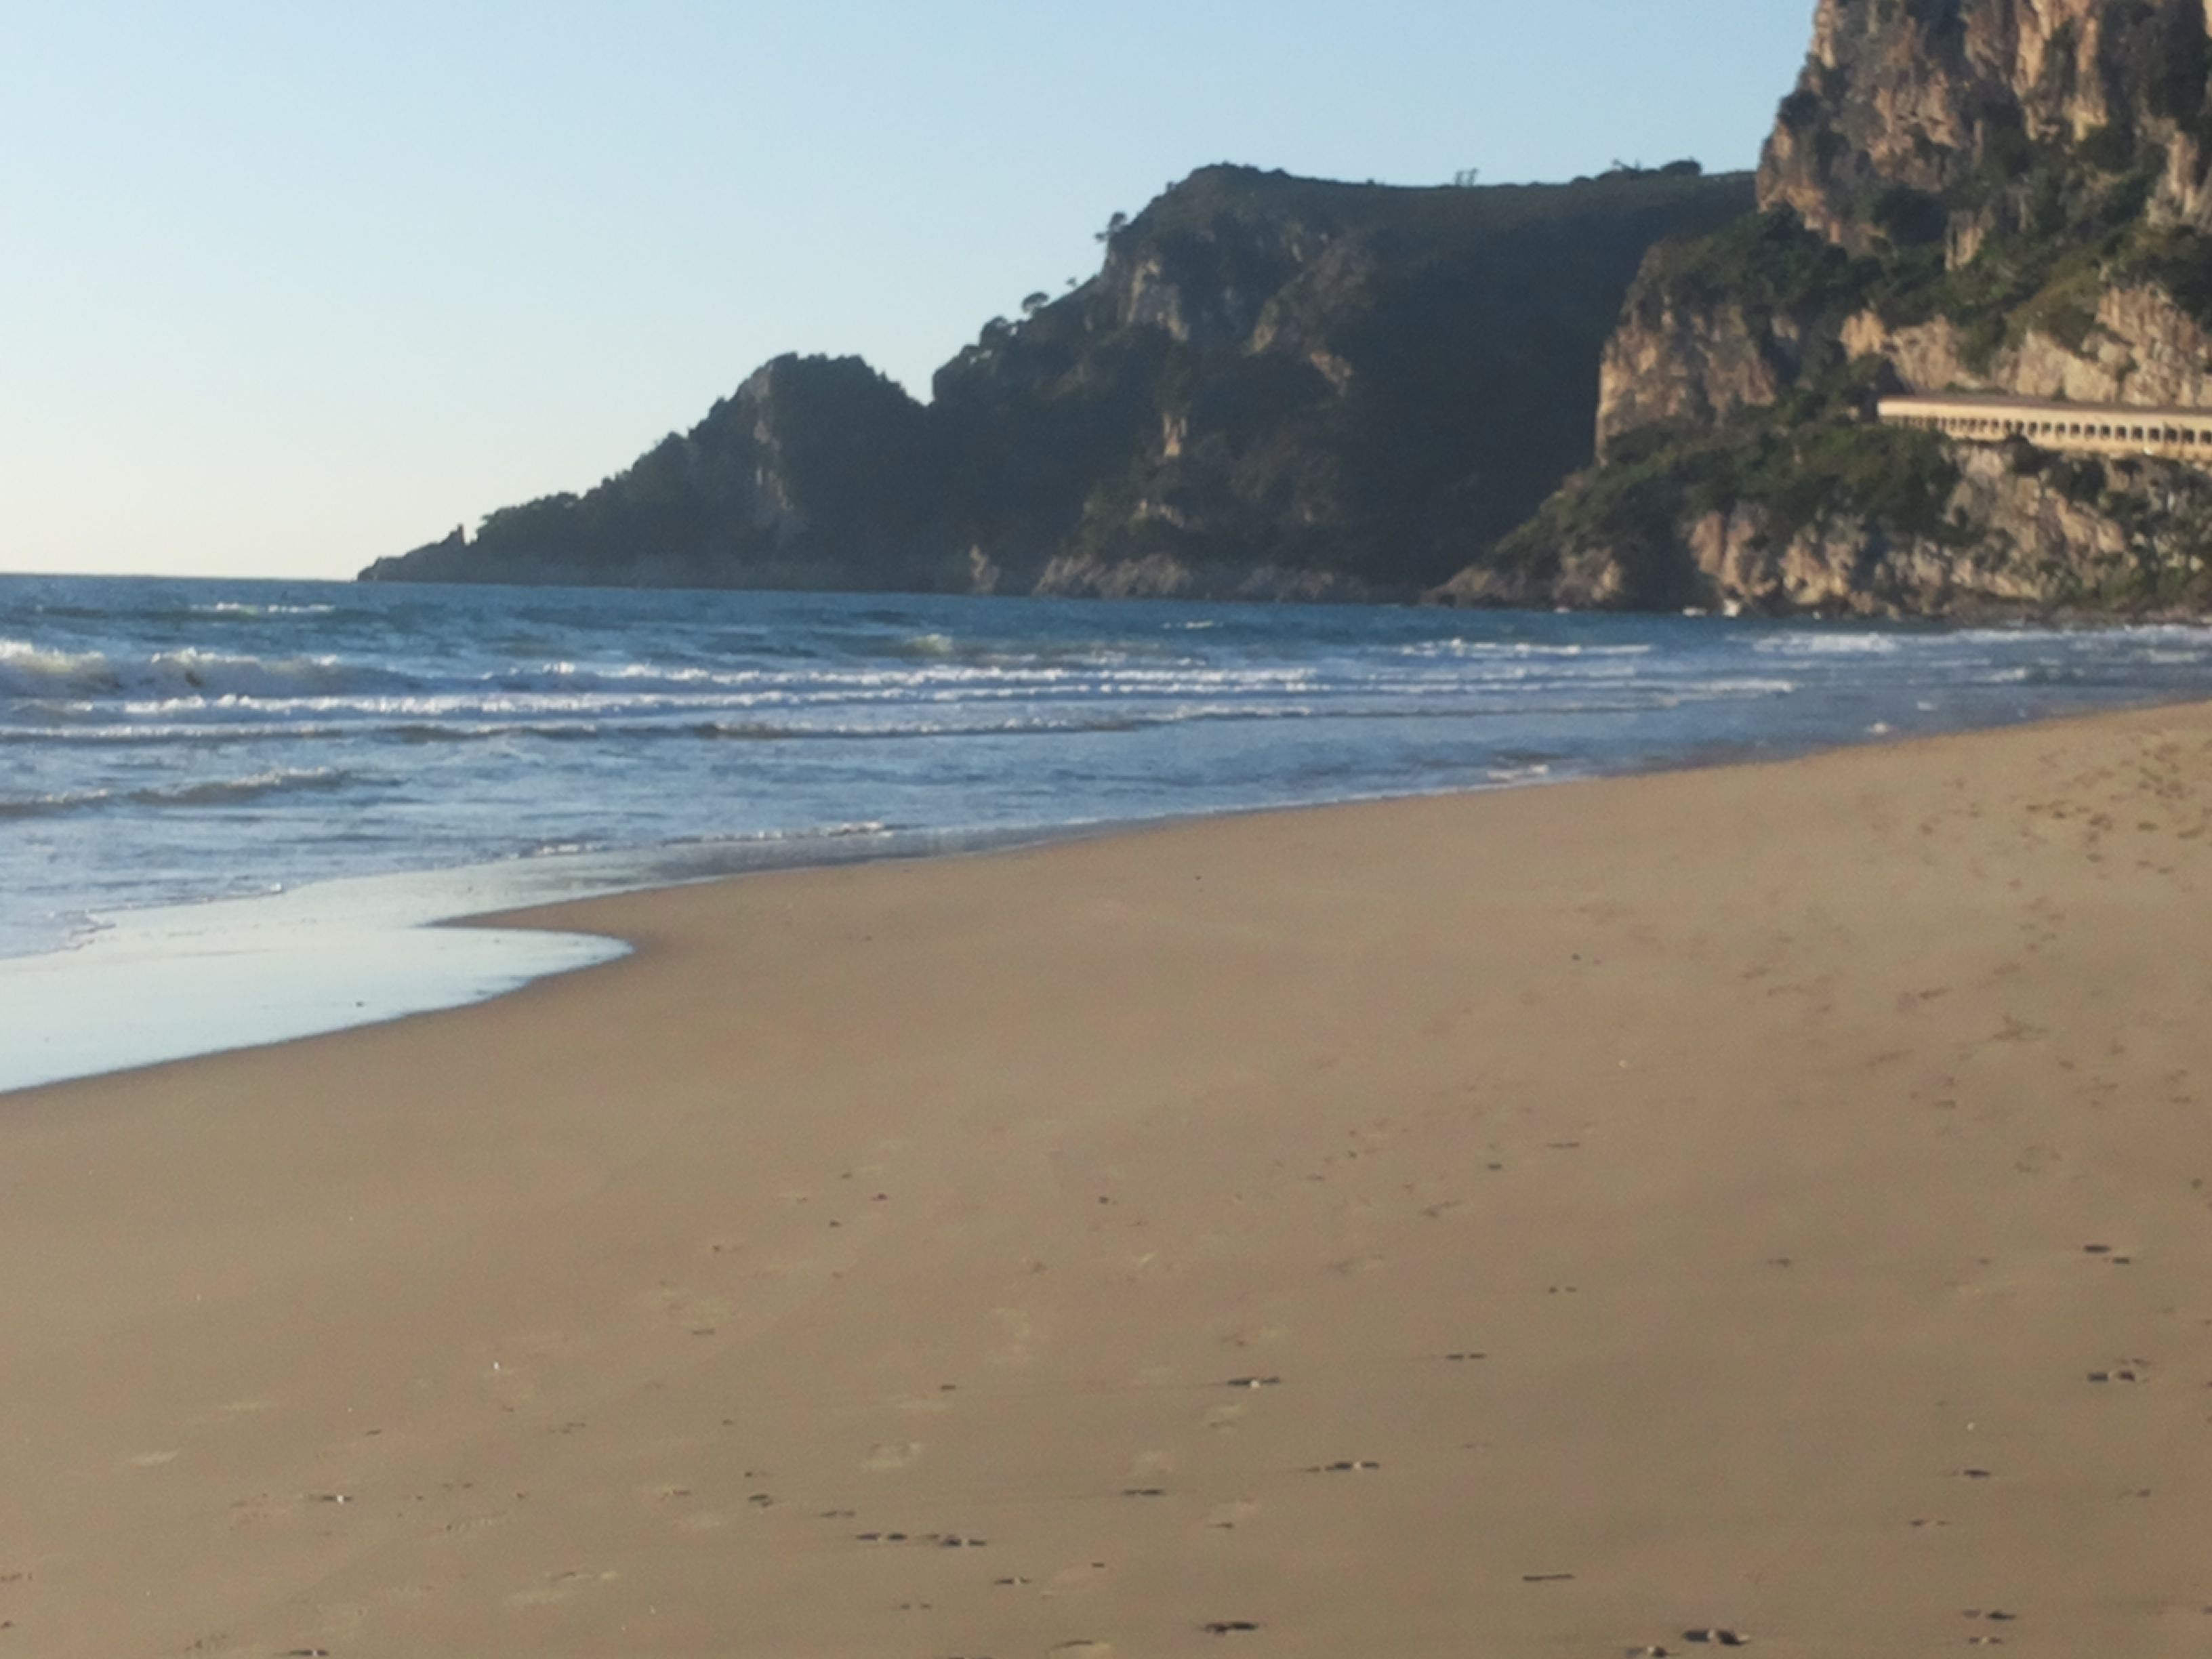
[8,572,2212,1092]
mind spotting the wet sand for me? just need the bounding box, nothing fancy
[4,704,2212,1657]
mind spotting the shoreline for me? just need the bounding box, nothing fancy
[6,701,2212,1654]
[9,689,2205,1098]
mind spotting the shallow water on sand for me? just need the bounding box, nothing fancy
[7,573,2212,1088]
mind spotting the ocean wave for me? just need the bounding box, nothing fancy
[0,766,356,820]
[0,639,401,702]
[2,668,1803,746]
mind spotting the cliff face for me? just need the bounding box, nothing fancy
[937,165,1753,597]
[1759,0,2212,250]
[363,165,1751,596]
[1452,0,2212,615]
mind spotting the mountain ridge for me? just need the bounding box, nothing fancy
[360,164,1753,598]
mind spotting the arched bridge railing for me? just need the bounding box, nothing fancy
[1878,394,2212,463]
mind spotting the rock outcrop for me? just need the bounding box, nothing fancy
[1759,0,2212,251]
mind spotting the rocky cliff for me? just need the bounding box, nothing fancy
[362,165,1751,597]
[1438,0,2212,615]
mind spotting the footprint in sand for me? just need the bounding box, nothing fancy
[1681,1631,1749,1647]
[126,1450,180,1469]
[1046,1561,1111,1596]
[1200,1620,1261,1635]
[1305,1460,1382,1474]
[506,1568,619,1608]
[867,1441,926,1472]
[1205,1500,1259,1531]
[637,1284,731,1336]
[2087,1362,2149,1384]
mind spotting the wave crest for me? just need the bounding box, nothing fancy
[0,766,355,820]
[0,638,383,701]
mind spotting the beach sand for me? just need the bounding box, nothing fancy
[5,704,2212,1658]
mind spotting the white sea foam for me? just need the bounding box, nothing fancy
[1751,632,1903,656]
[190,601,338,618]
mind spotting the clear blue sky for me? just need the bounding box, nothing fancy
[1,0,1814,579]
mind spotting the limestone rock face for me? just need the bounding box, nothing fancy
[1597,295,1795,457]
[1676,449,2144,616]
[1709,445,2200,615]
[1437,444,2212,617]
[1759,0,2212,250]
[1835,285,2212,406]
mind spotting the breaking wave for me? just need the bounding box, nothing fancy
[0,766,356,820]
[0,639,398,701]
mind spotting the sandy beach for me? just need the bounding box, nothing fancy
[5,705,2212,1658]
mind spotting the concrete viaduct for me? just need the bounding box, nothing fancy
[1878,393,2212,463]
